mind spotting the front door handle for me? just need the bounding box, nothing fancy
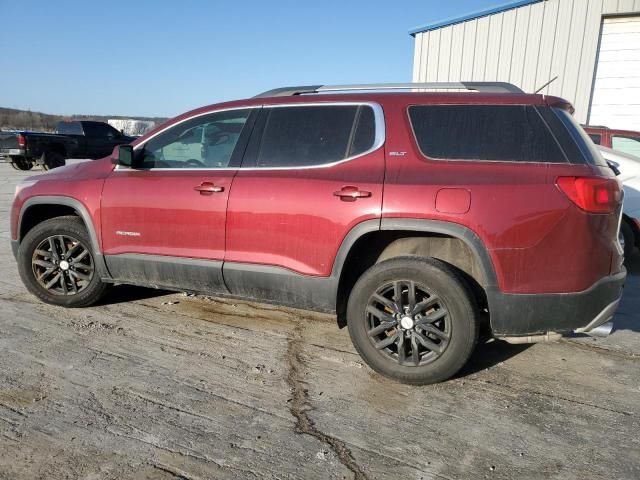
[333,186,372,202]
[194,182,224,195]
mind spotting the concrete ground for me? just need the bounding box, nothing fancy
[0,161,638,480]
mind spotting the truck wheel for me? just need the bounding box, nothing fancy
[347,257,479,385]
[620,220,635,261]
[17,216,109,307]
[40,151,66,171]
[10,157,33,171]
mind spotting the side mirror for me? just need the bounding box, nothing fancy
[606,160,621,176]
[117,145,135,167]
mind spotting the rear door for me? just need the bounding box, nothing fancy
[101,108,257,293]
[224,102,385,308]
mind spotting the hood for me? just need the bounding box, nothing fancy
[27,157,115,183]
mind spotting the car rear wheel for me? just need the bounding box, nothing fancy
[17,216,109,307]
[10,157,33,171]
[347,257,479,385]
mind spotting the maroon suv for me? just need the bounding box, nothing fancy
[10,82,626,384]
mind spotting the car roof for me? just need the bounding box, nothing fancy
[133,86,573,146]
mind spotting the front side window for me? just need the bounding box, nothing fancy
[253,105,376,168]
[408,105,567,163]
[140,109,251,169]
[612,135,640,157]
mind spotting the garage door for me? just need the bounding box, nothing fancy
[589,16,640,131]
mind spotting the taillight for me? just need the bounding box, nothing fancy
[17,134,26,147]
[556,176,622,214]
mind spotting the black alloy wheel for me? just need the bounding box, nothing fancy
[31,234,94,295]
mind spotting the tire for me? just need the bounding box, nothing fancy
[620,220,635,261]
[17,216,109,307]
[347,256,479,385]
[40,151,66,171]
[10,157,33,171]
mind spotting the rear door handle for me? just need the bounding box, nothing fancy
[333,186,372,202]
[194,182,224,195]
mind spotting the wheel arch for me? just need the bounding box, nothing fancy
[47,143,67,157]
[19,196,102,255]
[18,196,110,279]
[333,218,497,328]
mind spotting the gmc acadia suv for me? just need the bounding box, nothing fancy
[10,82,626,384]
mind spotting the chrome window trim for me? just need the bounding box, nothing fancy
[114,102,385,172]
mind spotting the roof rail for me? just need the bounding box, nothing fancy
[254,81,524,98]
[253,85,323,98]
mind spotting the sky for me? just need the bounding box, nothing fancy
[0,0,501,118]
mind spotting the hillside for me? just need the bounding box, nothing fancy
[0,107,167,132]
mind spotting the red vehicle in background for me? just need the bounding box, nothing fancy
[583,125,640,157]
[10,82,626,384]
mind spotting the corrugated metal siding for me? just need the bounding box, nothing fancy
[412,0,640,123]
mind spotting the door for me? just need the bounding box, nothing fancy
[101,108,257,293]
[590,15,640,131]
[224,103,385,307]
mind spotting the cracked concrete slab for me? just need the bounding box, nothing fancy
[0,163,638,479]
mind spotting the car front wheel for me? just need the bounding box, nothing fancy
[17,216,109,307]
[347,257,479,385]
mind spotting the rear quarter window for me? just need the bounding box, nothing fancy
[408,105,567,163]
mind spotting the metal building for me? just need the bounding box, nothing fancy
[410,0,640,130]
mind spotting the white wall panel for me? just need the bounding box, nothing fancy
[590,15,640,130]
[535,0,560,93]
[460,20,477,80]
[473,16,491,79]
[497,9,518,79]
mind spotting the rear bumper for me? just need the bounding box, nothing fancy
[0,148,26,157]
[488,269,626,336]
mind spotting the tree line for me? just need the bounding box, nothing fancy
[0,107,166,132]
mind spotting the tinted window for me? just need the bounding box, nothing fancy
[612,135,640,157]
[408,105,567,163]
[350,106,376,157]
[588,133,602,145]
[140,109,251,169]
[255,105,375,168]
[56,122,83,135]
[83,122,118,138]
[552,108,608,166]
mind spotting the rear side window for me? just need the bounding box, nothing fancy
[56,122,83,135]
[253,105,376,168]
[408,105,567,163]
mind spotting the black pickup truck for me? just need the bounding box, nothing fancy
[0,121,135,170]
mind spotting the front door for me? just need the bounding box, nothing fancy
[101,108,256,293]
[224,103,385,308]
